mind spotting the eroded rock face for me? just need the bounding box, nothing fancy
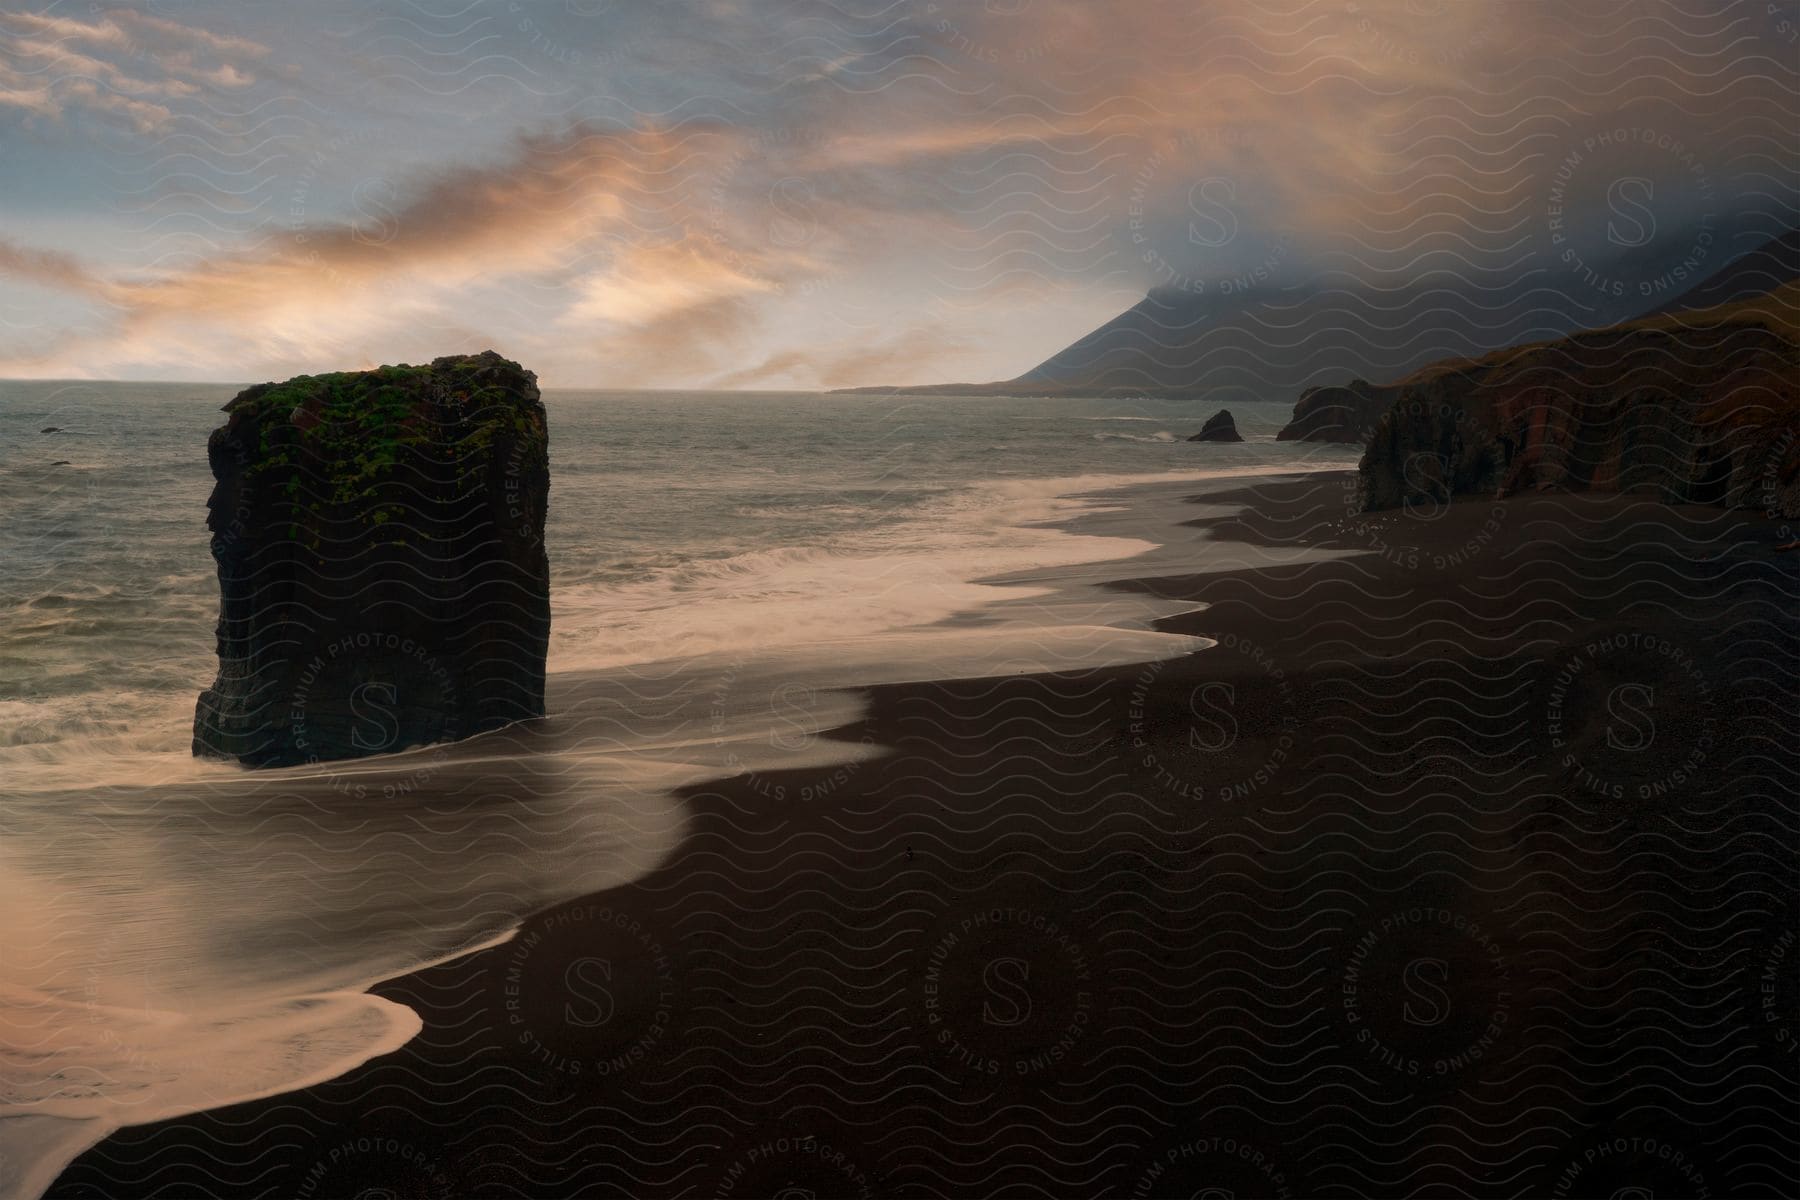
[1189,409,1245,443]
[1357,291,1800,517]
[1275,379,1396,443]
[193,351,551,767]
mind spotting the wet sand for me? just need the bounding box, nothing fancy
[47,472,1800,1199]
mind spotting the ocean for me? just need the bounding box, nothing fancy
[0,382,1355,1196]
[2,385,1352,793]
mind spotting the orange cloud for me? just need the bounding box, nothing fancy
[0,237,107,295]
[1,1,1791,387]
[708,323,977,390]
[0,122,734,372]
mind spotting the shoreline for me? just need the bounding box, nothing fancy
[2,459,1335,799]
[10,464,1266,1198]
[45,473,1800,1198]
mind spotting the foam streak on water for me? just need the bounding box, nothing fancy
[0,384,1358,1197]
[1,387,1355,793]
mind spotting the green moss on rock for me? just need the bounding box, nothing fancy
[194,350,551,768]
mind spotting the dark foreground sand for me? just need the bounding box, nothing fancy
[50,473,1799,1199]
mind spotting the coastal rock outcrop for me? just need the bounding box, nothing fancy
[1189,409,1244,443]
[193,351,551,767]
[1275,379,1395,443]
[1358,287,1800,516]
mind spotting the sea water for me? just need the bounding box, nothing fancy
[2,386,1347,791]
[0,383,1354,1196]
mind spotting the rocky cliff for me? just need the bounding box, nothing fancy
[193,351,551,767]
[1357,286,1800,517]
[1264,230,1798,445]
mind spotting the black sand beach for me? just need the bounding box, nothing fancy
[47,473,1800,1198]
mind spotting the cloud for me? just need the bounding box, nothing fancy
[0,121,732,372]
[584,294,765,387]
[1,0,1793,385]
[0,236,108,295]
[1,109,915,380]
[562,238,779,328]
[0,8,267,132]
[708,323,977,390]
[107,10,270,61]
[707,348,813,390]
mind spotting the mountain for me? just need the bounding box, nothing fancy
[1642,229,1800,318]
[834,274,1610,402]
[832,220,1796,406]
[1007,276,1590,402]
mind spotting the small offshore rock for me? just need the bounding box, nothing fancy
[1189,409,1245,443]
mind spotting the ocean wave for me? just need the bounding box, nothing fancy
[1091,430,1180,443]
[0,458,1335,1199]
[1,460,1334,793]
[548,467,1275,672]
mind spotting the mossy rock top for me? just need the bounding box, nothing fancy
[220,351,543,501]
[227,349,537,426]
[194,350,551,765]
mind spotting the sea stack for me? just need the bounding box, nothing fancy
[193,351,551,768]
[1188,409,1244,443]
[1275,378,1394,443]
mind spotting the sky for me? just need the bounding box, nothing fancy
[0,0,1796,388]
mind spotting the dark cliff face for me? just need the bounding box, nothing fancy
[1275,379,1395,443]
[1357,287,1800,517]
[1189,409,1244,442]
[194,350,551,768]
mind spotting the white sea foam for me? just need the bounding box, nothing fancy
[2,464,1341,796]
[1091,429,1180,443]
[0,744,693,1200]
[0,989,422,1200]
[0,694,239,795]
[550,466,1315,673]
[2,376,1352,1199]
